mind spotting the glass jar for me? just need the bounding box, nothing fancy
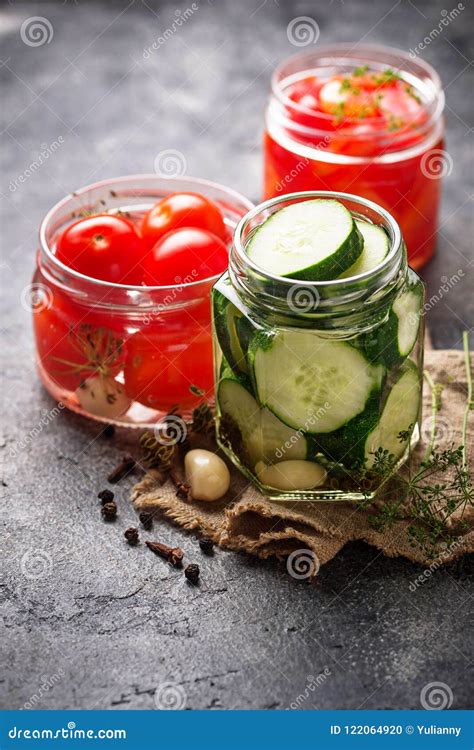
[212,191,425,502]
[263,44,445,270]
[32,175,253,426]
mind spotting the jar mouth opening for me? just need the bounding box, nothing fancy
[39,173,254,294]
[233,190,402,290]
[271,43,445,139]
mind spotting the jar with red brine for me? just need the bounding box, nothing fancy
[263,44,446,269]
[32,175,253,426]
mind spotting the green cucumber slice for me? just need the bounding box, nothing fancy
[213,290,248,374]
[217,377,308,466]
[365,364,421,469]
[250,329,384,434]
[246,199,363,281]
[313,397,381,469]
[338,220,389,278]
[363,284,423,367]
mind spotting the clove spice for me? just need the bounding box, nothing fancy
[146,540,183,567]
[169,468,192,502]
[107,454,137,484]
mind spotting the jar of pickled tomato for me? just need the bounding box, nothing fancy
[263,44,445,269]
[32,175,253,426]
[212,191,424,502]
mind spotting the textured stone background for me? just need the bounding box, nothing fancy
[1,0,473,710]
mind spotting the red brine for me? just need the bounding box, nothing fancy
[263,46,445,269]
[32,176,253,425]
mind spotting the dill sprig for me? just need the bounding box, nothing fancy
[362,333,473,558]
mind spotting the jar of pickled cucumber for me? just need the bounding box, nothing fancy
[212,191,425,501]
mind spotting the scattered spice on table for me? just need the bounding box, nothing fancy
[146,540,184,567]
[169,468,192,502]
[199,537,214,555]
[107,454,137,484]
[139,511,153,530]
[101,501,117,521]
[184,563,200,584]
[98,489,114,504]
[124,527,139,545]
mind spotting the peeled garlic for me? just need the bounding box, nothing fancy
[255,460,327,491]
[184,449,230,502]
[75,375,131,419]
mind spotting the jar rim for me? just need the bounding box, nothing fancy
[232,190,402,289]
[270,42,445,139]
[39,173,254,294]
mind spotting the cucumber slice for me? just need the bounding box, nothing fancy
[363,284,423,367]
[365,364,421,469]
[213,290,248,374]
[313,397,381,469]
[217,377,308,466]
[338,220,389,278]
[250,329,384,434]
[246,199,363,280]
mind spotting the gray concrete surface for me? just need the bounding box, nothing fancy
[1,0,473,710]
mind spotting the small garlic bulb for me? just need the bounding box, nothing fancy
[184,449,230,502]
[255,460,327,491]
[75,375,131,420]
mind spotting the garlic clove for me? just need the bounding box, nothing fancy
[255,460,327,491]
[75,375,131,420]
[184,449,230,502]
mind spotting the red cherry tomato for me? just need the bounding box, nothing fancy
[123,323,214,412]
[141,192,227,249]
[141,228,229,286]
[55,214,143,285]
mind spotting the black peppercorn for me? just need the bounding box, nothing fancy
[101,501,117,521]
[184,563,200,584]
[98,489,114,504]
[199,537,214,555]
[124,527,139,545]
[139,511,153,530]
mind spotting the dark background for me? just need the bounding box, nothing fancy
[1,0,473,710]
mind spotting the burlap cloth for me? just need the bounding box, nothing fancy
[132,346,473,572]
